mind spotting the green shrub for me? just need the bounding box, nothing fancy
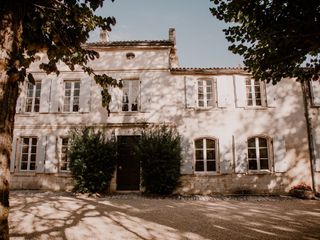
[68,127,117,193]
[136,125,182,195]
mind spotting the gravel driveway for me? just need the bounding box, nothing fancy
[9,191,320,240]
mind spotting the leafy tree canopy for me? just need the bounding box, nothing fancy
[210,0,320,83]
[1,0,117,109]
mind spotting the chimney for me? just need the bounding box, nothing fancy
[99,29,109,42]
[169,28,176,45]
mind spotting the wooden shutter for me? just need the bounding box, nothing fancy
[312,130,320,172]
[266,82,277,107]
[273,135,288,172]
[44,135,58,173]
[140,80,150,112]
[51,77,64,112]
[109,86,123,112]
[16,82,27,113]
[219,138,232,174]
[36,136,46,173]
[79,77,91,112]
[39,78,51,113]
[234,76,247,107]
[10,137,19,173]
[217,77,233,108]
[234,136,247,173]
[185,77,197,108]
[311,80,320,106]
[180,139,193,174]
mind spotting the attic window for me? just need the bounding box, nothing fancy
[126,52,135,60]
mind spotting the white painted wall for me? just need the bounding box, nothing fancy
[10,44,317,193]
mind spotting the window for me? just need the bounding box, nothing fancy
[197,79,214,107]
[247,137,270,170]
[60,138,69,171]
[25,82,41,112]
[20,137,37,171]
[63,81,80,112]
[246,78,265,106]
[195,138,217,172]
[121,80,139,112]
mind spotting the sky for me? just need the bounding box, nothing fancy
[90,0,243,68]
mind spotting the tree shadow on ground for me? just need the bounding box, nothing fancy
[9,191,320,240]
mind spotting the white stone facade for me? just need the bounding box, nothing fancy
[10,29,320,194]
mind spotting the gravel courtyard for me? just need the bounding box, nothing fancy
[9,191,320,240]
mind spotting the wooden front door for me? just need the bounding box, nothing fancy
[117,136,140,190]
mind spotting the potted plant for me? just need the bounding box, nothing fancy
[289,183,313,199]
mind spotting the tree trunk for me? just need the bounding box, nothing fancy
[0,12,21,240]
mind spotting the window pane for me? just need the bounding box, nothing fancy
[207,161,216,171]
[248,149,256,158]
[21,154,28,162]
[195,161,204,171]
[206,150,215,160]
[259,138,267,147]
[195,150,203,160]
[247,99,253,106]
[256,99,262,106]
[206,139,215,148]
[74,89,80,97]
[32,138,37,145]
[31,146,37,153]
[23,138,29,145]
[30,162,36,170]
[249,160,257,170]
[65,90,71,97]
[198,100,204,107]
[260,148,268,158]
[248,138,256,147]
[21,162,28,170]
[30,154,36,162]
[22,146,29,154]
[65,82,71,89]
[260,159,269,169]
[195,139,203,148]
[74,82,80,88]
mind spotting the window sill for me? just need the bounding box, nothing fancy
[244,106,269,110]
[110,111,141,115]
[193,172,220,176]
[13,172,36,176]
[247,170,272,174]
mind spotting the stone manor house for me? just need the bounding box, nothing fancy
[10,29,320,194]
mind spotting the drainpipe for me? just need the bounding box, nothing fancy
[301,81,316,193]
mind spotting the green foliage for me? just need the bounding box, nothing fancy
[136,126,182,195]
[210,0,320,83]
[68,128,117,193]
[1,0,118,109]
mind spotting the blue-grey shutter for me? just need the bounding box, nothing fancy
[185,77,197,108]
[36,136,46,173]
[16,82,27,113]
[235,136,247,173]
[44,135,58,173]
[10,137,19,173]
[217,77,231,108]
[219,138,233,174]
[266,82,277,107]
[234,76,247,107]
[273,135,288,172]
[51,77,64,112]
[109,86,123,112]
[39,78,51,113]
[79,77,91,112]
